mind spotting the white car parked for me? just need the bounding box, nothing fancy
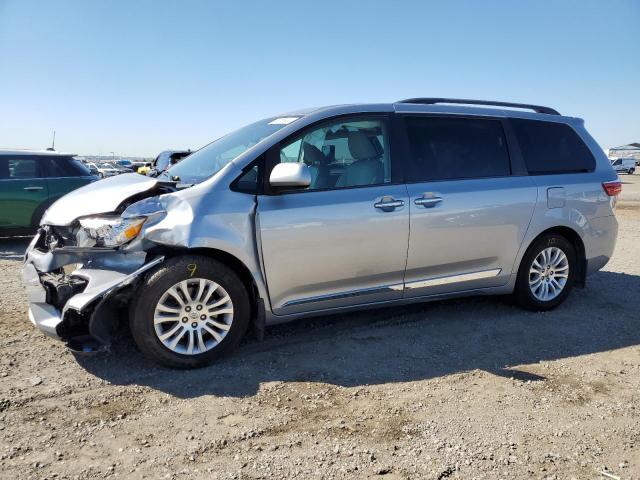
[611,158,635,175]
[88,162,121,178]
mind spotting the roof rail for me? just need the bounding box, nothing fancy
[397,98,560,115]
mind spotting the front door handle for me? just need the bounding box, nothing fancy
[23,186,44,191]
[414,195,443,207]
[374,196,405,212]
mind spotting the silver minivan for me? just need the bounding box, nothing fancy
[23,98,620,368]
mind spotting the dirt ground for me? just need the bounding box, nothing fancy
[1,175,639,480]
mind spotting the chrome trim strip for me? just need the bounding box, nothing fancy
[405,268,502,290]
[283,282,404,308]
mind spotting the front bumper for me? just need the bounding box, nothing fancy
[22,231,163,345]
[23,262,64,338]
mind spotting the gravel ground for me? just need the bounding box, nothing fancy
[1,175,639,480]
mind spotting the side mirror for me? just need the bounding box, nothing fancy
[269,163,311,190]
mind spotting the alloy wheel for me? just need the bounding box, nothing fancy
[153,278,234,355]
[528,246,569,302]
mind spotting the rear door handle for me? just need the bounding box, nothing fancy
[374,196,405,211]
[414,196,443,207]
[23,186,44,191]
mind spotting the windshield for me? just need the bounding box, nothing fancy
[163,116,299,183]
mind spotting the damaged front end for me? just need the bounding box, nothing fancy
[22,174,173,353]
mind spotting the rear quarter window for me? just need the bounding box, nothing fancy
[45,156,91,177]
[510,119,596,175]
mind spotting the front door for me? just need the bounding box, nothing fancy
[257,115,409,315]
[400,115,537,298]
[0,156,49,229]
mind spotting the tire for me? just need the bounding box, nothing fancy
[629,169,635,175]
[513,233,577,311]
[130,255,251,368]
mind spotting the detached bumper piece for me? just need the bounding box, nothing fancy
[23,243,164,352]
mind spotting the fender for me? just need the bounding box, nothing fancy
[143,185,271,311]
[510,179,610,282]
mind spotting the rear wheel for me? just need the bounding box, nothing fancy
[629,168,635,175]
[514,233,576,311]
[130,255,250,368]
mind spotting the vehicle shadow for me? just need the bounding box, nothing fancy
[76,270,640,398]
[0,236,31,261]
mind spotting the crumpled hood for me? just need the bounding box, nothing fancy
[41,173,160,226]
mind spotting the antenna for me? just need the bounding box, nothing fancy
[46,130,56,151]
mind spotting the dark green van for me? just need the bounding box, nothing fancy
[0,150,97,235]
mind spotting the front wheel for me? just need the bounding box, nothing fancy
[514,234,577,311]
[130,255,250,368]
[629,169,635,175]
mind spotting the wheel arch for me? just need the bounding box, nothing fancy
[518,226,587,287]
[145,246,264,326]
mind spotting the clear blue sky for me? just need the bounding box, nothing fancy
[0,0,638,157]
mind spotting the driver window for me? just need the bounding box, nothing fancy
[278,118,391,190]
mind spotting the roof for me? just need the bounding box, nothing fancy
[283,99,579,126]
[609,143,640,151]
[391,103,579,123]
[397,97,560,115]
[0,149,77,156]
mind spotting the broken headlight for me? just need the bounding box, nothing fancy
[76,216,146,248]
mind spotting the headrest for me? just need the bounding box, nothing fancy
[302,142,325,165]
[348,131,380,160]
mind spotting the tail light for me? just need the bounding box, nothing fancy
[602,180,622,197]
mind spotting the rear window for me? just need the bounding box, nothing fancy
[510,119,595,175]
[404,116,511,181]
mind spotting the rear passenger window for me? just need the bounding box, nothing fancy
[0,157,41,179]
[510,119,595,174]
[404,116,510,181]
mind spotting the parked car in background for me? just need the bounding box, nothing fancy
[149,150,192,176]
[116,159,135,171]
[85,162,100,177]
[22,98,620,368]
[130,161,152,174]
[137,163,152,175]
[0,150,96,234]
[611,157,636,174]
[96,162,121,178]
[112,163,133,174]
